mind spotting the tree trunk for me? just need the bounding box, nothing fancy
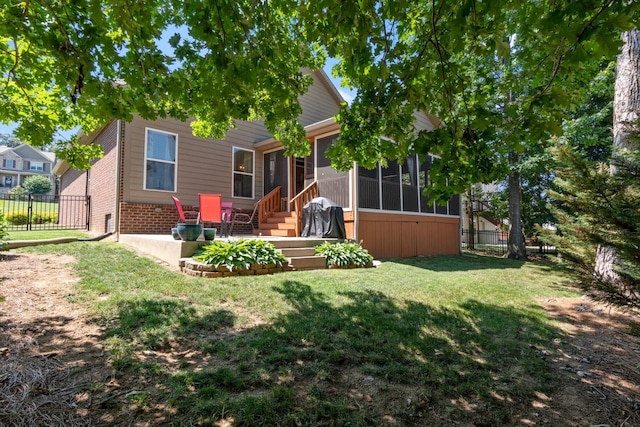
[613,29,640,154]
[595,29,640,279]
[507,151,527,259]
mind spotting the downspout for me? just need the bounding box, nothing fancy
[459,205,463,255]
[84,168,90,231]
[114,119,122,239]
[353,161,359,242]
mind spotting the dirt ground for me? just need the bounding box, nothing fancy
[1,251,639,426]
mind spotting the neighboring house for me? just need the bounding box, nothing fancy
[461,183,505,245]
[54,69,461,258]
[0,144,57,195]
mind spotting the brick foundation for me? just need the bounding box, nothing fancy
[118,201,256,235]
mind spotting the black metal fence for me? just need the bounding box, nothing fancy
[1,194,90,231]
[461,229,557,256]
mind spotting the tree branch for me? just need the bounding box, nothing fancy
[34,0,75,54]
[4,37,20,92]
[537,0,616,99]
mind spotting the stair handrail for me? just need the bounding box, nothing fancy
[258,186,282,226]
[289,181,318,236]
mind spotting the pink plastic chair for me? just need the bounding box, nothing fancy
[221,202,233,236]
[220,201,258,236]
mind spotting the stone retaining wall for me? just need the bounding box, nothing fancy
[180,258,294,278]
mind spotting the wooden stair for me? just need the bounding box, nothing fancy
[255,211,298,237]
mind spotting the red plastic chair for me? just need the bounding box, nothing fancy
[198,193,222,227]
[171,196,199,224]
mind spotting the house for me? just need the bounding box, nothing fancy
[54,69,461,258]
[461,183,506,245]
[0,144,57,195]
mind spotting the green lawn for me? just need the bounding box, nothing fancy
[15,241,578,426]
[6,229,90,240]
[0,199,59,214]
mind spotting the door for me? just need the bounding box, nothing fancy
[294,144,315,196]
[263,149,288,199]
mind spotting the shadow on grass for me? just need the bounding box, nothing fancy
[97,281,570,426]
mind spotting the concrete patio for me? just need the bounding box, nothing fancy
[119,234,337,270]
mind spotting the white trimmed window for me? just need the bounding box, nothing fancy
[4,159,15,168]
[232,147,254,198]
[144,128,177,192]
[29,161,43,171]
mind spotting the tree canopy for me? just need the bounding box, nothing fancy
[484,62,615,237]
[0,133,23,147]
[1,1,637,195]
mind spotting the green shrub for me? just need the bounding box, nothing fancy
[32,212,57,224]
[8,185,24,198]
[193,239,287,271]
[4,211,58,225]
[6,210,29,225]
[315,241,373,268]
[23,175,52,195]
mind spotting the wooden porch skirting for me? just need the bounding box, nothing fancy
[357,212,460,259]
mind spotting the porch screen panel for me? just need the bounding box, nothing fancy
[402,155,419,212]
[263,150,288,197]
[449,194,461,215]
[419,156,435,213]
[381,159,401,211]
[305,145,315,181]
[358,165,379,209]
[316,135,349,208]
[436,201,448,215]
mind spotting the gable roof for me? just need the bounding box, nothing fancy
[12,144,53,162]
[313,68,344,106]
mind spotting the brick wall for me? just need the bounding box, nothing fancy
[89,121,119,233]
[59,167,87,196]
[119,202,196,234]
[59,121,120,234]
[118,201,255,235]
[58,160,89,228]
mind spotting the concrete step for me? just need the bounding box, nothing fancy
[280,247,316,257]
[288,255,327,270]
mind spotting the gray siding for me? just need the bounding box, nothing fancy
[122,69,341,211]
[123,116,265,211]
[298,70,342,126]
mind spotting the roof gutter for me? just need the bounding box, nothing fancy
[254,117,338,148]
